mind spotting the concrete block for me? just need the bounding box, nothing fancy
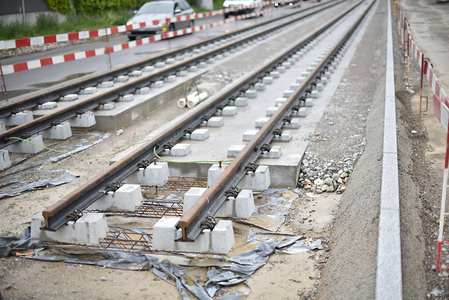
[290,83,300,91]
[166,58,175,64]
[198,61,208,68]
[216,189,255,218]
[227,145,245,157]
[210,220,235,254]
[125,161,169,186]
[60,94,78,101]
[98,81,114,88]
[263,76,273,84]
[275,97,287,107]
[296,107,308,117]
[204,116,224,127]
[277,66,286,73]
[79,87,97,94]
[152,81,164,88]
[164,75,176,83]
[31,213,108,245]
[150,216,179,251]
[266,106,279,116]
[155,61,166,68]
[233,97,248,107]
[221,106,237,116]
[238,165,271,191]
[255,83,265,91]
[321,77,328,84]
[178,70,188,77]
[38,101,57,110]
[7,134,44,154]
[119,94,134,101]
[235,190,255,218]
[296,76,306,83]
[283,118,300,129]
[271,71,280,78]
[188,128,209,141]
[69,111,96,128]
[207,163,229,186]
[245,89,257,98]
[129,70,142,77]
[88,184,142,211]
[99,102,115,110]
[0,150,11,170]
[136,87,150,94]
[305,98,314,107]
[310,90,318,98]
[243,129,258,141]
[152,217,235,254]
[5,111,33,126]
[316,83,324,91]
[255,117,269,128]
[189,65,198,72]
[282,61,291,69]
[283,90,293,97]
[143,65,154,72]
[0,120,6,133]
[183,187,207,214]
[114,75,129,82]
[170,144,191,156]
[261,145,282,158]
[42,122,72,140]
[273,131,292,142]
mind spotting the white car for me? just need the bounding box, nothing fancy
[126,0,195,40]
[223,0,264,18]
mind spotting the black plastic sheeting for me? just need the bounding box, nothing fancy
[0,227,32,257]
[0,170,79,199]
[0,227,326,299]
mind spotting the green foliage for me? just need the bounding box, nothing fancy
[45,0,75,14]
[74,0,146,15]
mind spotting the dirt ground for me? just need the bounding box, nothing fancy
[1,0,448,299]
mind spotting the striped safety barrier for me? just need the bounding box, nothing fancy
[0,1,305,75]
[0,0,288,50]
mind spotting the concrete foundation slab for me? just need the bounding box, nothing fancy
[31,213,108,245]
[88,184,143,211]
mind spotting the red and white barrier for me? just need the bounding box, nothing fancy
[0,0,292,50]
[397,2,449,273]
[0,1,305,75]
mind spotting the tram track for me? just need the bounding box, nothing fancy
[0,0,342,150]
[37,0,373,240]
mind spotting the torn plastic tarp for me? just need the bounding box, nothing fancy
[21,236,326,299]
[0,227,31,257]
[0,170,78,199]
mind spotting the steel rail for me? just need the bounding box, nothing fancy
[178,0,375,241]
[0,0,337,120]
[41,0,362,232]
[0,1,342,150]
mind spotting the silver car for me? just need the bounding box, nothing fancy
[126,0,195,40]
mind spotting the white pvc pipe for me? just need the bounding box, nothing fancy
[187,91,208,108]
[177,97,187,108]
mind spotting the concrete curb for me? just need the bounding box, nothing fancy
[375,0,403,299]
